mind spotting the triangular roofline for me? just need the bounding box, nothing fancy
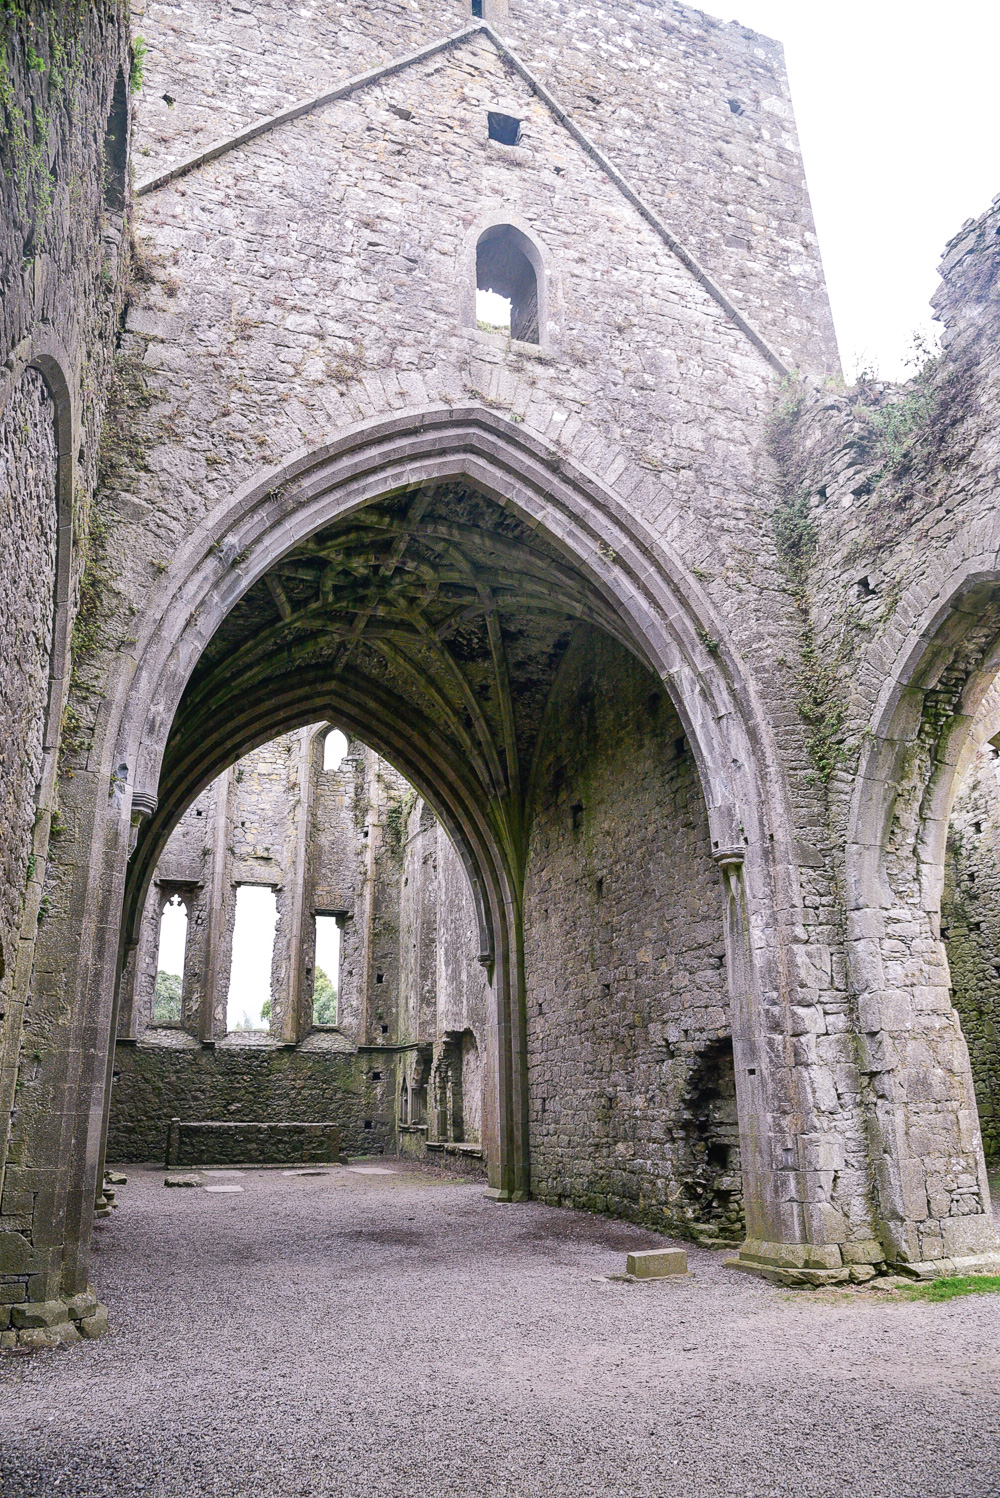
[135,21,790,376]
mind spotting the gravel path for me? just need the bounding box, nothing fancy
[2,1160,1000,1497]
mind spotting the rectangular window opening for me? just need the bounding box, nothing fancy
[471,0,483,16]
[154,893,188,1025]
[227,885,277,1033]
[313,914,340,1026]
[488,111,521,146]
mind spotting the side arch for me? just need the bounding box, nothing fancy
[0,343,76,1190]
[846,558,1000,1269]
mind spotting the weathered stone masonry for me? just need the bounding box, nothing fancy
[525,631,743,1243]
[769,197,1000,1271]
[6,0,1000,1346]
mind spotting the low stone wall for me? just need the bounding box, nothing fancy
[166,1119,343,1168]
[108,1038,391,1162]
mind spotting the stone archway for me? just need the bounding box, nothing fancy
[24,405,869,1305]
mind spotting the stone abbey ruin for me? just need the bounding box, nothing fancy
[3,0,1000,1349]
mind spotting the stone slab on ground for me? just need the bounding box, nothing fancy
[626,1247,688,1278]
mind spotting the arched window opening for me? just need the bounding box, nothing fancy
[154,893,188,1025]
[227,884,277,1032]
[323,727,348,771]
[312,913,341,1026]
[476,224,540,344]
[103,68,128,214]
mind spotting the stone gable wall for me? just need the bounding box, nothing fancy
[131,0,836,371]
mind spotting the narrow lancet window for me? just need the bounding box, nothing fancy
[154,893,187,1025]
[313,914,341,1026]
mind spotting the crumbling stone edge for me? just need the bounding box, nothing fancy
[729,1238,1000,1288]
[0,1290,108,1352]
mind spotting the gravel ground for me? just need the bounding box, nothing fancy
[2,1160,1000,1498]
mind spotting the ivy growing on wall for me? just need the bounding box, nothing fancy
[0,1,126,267]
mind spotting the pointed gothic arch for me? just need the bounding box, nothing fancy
[44,404,854,1297]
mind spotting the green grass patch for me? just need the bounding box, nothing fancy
[903,1275,1000,1303]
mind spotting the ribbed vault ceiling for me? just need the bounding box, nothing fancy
[175,481,647,817]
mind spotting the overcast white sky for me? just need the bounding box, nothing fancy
[727,0,1000,379]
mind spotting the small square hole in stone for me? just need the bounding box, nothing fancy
[488,111,521,146]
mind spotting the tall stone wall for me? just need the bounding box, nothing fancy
[396,804,491,1161]
[524,630,741,1242]
[12,0,872,1314]
[764,192,1000,1270]
[0,0,133,1338]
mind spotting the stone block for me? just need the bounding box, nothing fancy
[10,1298,69,1329]
[78,1306,109,1340]
[15,1326,60,1350]
[626,1247,687,1278]
[841,1238,884,1265]
[66,1290,99,1321]
[941,1214,1000,1258]
[0,1231,43,1276]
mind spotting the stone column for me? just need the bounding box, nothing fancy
[200,769,232,1043]
[280,728,315,1044]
